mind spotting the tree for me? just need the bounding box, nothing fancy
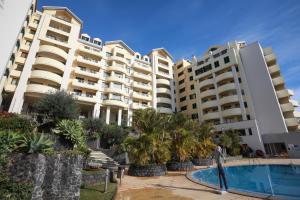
[219,129,241,156]
[34,91,80,121]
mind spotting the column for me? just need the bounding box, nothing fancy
[106,106,110,124]
[127,109,133,126]
[117,108,122,126]
[93,103,101,119]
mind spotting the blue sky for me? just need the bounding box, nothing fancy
[38,0,300,104]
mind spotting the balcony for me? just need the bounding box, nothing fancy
[199,78,214,89]
[219,95,239,105]
[104,87,129,96]
[26,84,57,94]
[285,118,299,127]
[15,57,26,64]
[76,56,101,68]
[215,72,234,83]
[72,93,98,104]
[276,89,293,99]
[24,32,34,40]
[222,108,242,117]
[200,89,216,98]
[74,67,100,79]
[263,47,273,56]
[201,100,218,109]
[157,97,172,104]
[78,45,103,58]
[132,92,151,101]
[202,112,220,120]
[10,70,21,77]
[131,103,150,110]
[132,62,151,72]
[108,56,128,65]
[157,107,173,114]
[30,70,62,85]
[28,21,38,29]
[156,79,169,86]
[72,79,99,91]
[20,43,30,52]
[106,76,128,85]
[289,99,299,107]
[268,64,280,74]
[156,88,171,95]
[280,103,294,112]
[38,45,68,61]
[217,83,236,93]
[34,57,65,73]
[157,71,171,79]
[132,82,152,91]
[102,99,128,108]
[265,54,276,64]
[272,77,284,86]
[132,72,152,81]
[107,65,128,75]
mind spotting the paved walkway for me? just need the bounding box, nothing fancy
[115,158,300,200]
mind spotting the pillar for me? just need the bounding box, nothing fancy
[93,103,101,119]
[106,106,110,124]
[117,108,122,126]
[127,109,133,126]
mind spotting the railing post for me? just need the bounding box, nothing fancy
[104,168,109,192]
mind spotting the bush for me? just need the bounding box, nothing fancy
[101,124,128,149]
[54,120,86,150]
[0,114,35,133]
[219,129,241,156]
[34,91,80,121]
[18,133,53,154]
[82,118,105,139]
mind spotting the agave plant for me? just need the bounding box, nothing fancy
[19,133,53,154]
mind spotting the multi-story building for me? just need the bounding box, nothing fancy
[0,6,175,126]
[173,59,198,120]
[0,0,37,107]
[190,41,299,152]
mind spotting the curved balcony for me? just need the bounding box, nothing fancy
[107,65,128,75]
[276,89,293,99]
[74,68,100,79]
[72,80,99,91]
[34,57,65,73]
[157,107,173,114]
[102,99,128,108]
[132,92,151,101]
[30,70,62,85]
[156,79,169,86]
[157,97,172,104]
[132,82,152,91]
[265,53,276,64]
[222,108,242,117]
[76,56,101,68]
[280,103,294,112]
[131,103,150,110]
[132,62,151,72]
[272,77,284,86]
[72,93,98,104]
[217,83,236,93]
[26,84,57,94]
[219,95,239,105]
[106,76,128,85]
[201,100,218,109]
[108,56,128,65]
[199,79,214,89]
[38,45,68,61]
[215,71,234,83]
[104,88,129,96]
[78,45,103,58]
[132,72,152,81]
[202,112,220,121]
[285,118,299,127]
[200,89,216,98]
[268,64,280,74]
[156,88,171,95]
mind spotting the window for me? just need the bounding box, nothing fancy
[180,96,186,102]
[195,64,212,75]
[247,115,251,120]
[11,78,18,85]
[192,113,198,119]
[25,40,31,46]
[33,19,39,24]
[238,77,242,83]
[241,89,245,95]
[221,49,227,55]
[188,67,192,72]
[16,64,24,71]
[178,71,184,77]
[177,64,183,70]
[73,89,82,95]
[106,52,112,57]
[111,94,121,101]
[238,129,246,136]
[224,56,230,64]
[248,128,253,135]
[82,36,89,41]
[214,61,220,68]
[21,52,28,58]
[189,76,193,81]
[244,102,248,108]
[179,88,185,93]
[136,54,140,59]
[76,77,84,83]
[190,84,194,90]
[179,79,184,85]
[190,94,196,99]
[16,40,20,50]
[235,66,239,72]
[192,103,197,109]
[181,106,187,111]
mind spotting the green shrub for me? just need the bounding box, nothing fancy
[18,133,53,154]
[34,91,80,121]
[82,118,105,139]
[219,129,241,156]
[54,120,86,150]
[101,124,128,149]
[0,114,35,133]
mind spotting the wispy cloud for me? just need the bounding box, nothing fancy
[291,87,300,111]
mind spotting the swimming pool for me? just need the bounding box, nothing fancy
[191,164,300,200]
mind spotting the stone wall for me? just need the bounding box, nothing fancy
[10,153,83,200]
[128,164,167,177]
[81,170,106,186]
[166,161,193,171]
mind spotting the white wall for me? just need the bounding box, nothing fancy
[0,0,33,80]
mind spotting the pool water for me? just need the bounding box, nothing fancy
[192,164,300,200]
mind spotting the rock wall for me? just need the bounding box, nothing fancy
[128,164,167,177]
[10,153,83,200]
[81,170,106,186]
[166,161,194,171]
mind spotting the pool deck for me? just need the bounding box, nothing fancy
[115,158,300,200]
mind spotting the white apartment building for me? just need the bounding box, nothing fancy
[191,41,299,153]
[0,6,175,126]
